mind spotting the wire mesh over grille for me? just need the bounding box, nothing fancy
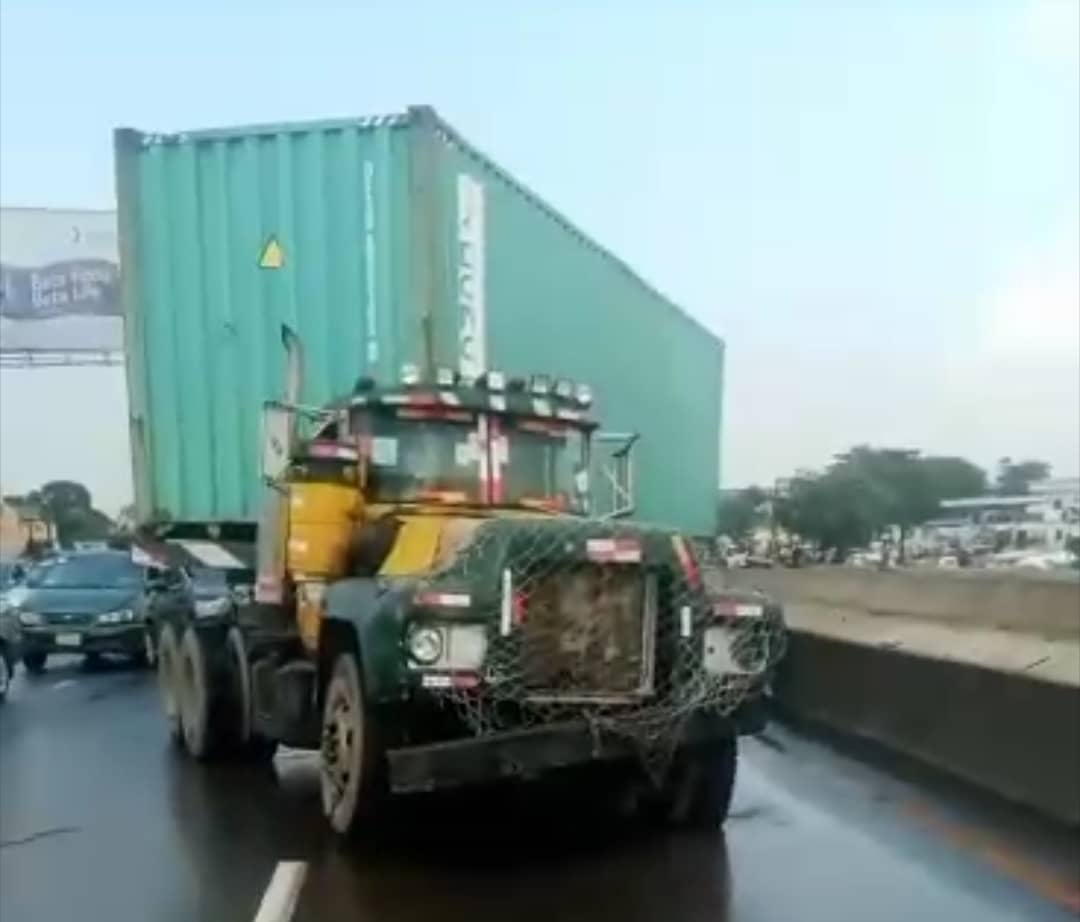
[414,518,787,780]
[519,564,651,701]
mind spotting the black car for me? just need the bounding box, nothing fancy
[143,565,235,664]
[13,551,151,672]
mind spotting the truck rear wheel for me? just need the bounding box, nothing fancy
[320,651,384,836]
[225,626,277,763]
[178,624,227,760]
[157,623,183,744]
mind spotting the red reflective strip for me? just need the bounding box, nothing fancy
[586,538,641,563]
[513,590,528,625]
[452,673,480,689]
[309,441,358,460]
[673,536,701,588]
[396,407,473,422]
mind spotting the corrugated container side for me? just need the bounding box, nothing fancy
[117,120,416,522]
[429,118,723,534]
[119,109,724,533]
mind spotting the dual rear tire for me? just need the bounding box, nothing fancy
[157,621,276,762]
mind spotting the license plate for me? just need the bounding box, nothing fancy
[55,633,82,648]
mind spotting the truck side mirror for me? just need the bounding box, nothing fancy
[261,403,295,482]
[593,432,639,519]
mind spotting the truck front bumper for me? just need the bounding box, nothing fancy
[386,701,767,794]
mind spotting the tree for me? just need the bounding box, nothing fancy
[35,480,112,548]
[776,468,879,557]
[920,456,987,501]
[995,458,1051,495]
[716,486,767,540]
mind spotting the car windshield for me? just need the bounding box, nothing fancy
[363,412,482,504]
[29,554,143,589]
[501,420,587,513]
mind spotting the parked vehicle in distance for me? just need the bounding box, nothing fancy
[13,551,150,672]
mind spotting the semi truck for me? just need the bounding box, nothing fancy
[118,107,784,835]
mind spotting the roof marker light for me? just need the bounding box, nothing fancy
[555,378,574,399]
[575,383,593,407]
[529,374,552,396]
[400,363,421,386]
[486,371,506,391]
[436,367,457,387]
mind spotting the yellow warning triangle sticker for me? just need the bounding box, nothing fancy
[259,236,285,269]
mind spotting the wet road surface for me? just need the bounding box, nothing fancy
[1,658,1076,922]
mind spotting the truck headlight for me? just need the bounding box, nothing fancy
[407,626,444,665]
[18,610,44,627]
[97,608,135,625]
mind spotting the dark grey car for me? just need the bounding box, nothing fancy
[13,551,150,673]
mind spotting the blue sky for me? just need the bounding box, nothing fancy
[1,0,1077,507]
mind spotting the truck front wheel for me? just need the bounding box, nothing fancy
[656,738,738,830]
[320,651,384,836]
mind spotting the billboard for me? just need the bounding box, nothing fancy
[0,207,122,356]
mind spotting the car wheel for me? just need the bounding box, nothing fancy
[320,651,384,836]
[22,651,47,674]
[156,623,184,745]
[0,649,11,701]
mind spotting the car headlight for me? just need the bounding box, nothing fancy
[194,597,231,618]
[18,610,44,627]
[407,625,444,665]
[97,608,135,625]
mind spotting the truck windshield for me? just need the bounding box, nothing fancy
[366,414,482,504]
[501,420,587,513]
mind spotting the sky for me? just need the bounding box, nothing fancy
[0,0,1078,512]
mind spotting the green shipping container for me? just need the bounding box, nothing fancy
[116,107,723,533]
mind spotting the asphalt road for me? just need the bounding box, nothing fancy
[1,658,1076,922]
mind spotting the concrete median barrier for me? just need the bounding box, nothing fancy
[773,631,1080,825]
[720,567,1080,825]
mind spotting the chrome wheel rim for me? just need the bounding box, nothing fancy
[320,684,356,814]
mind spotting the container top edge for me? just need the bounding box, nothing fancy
[119,112,410,146]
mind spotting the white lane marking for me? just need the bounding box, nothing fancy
[51,680,76,691]
[254,861,307,922]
